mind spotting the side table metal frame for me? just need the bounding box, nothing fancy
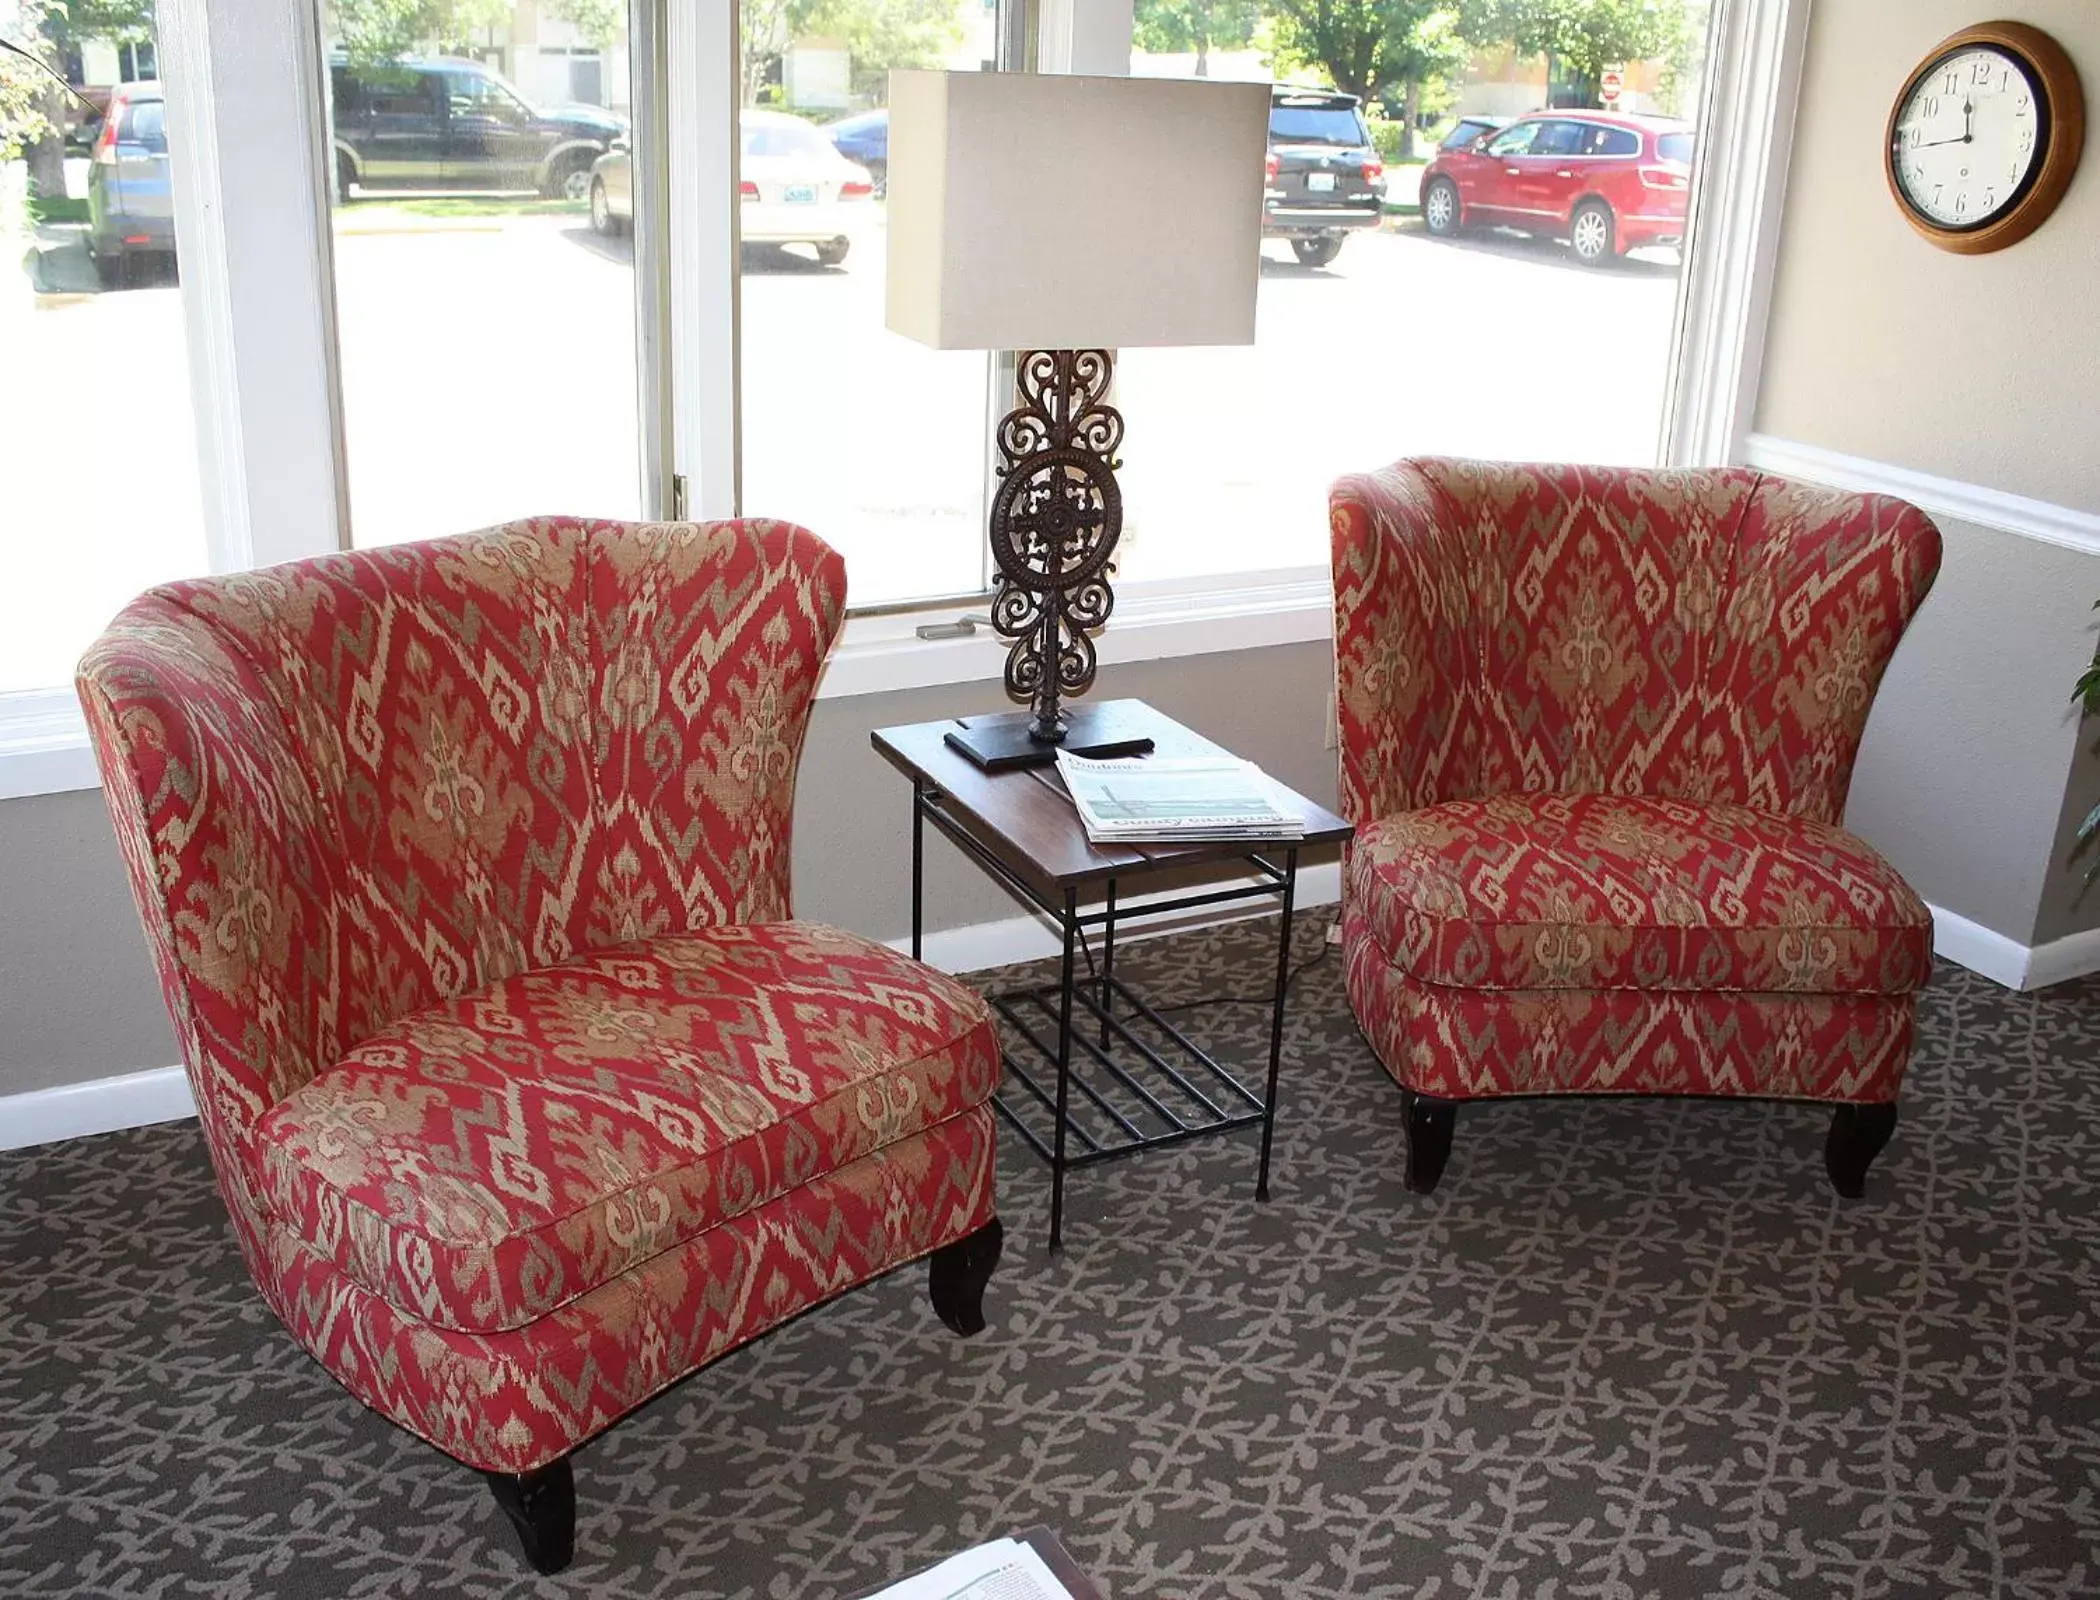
[910,777,1301,1250]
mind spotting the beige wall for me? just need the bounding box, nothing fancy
[1759,0,2100,952]
[1756,0,2100,512]
[0,642,1338,1102]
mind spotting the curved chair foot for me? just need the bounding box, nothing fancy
[1403,1091,1457,1194]
[928,1216,1004,1337]
[485,1457,576,1575]
[1825,1102,1898,1198]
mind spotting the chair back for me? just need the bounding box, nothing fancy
[78,518,847,1209]
[1330,458,1941,824]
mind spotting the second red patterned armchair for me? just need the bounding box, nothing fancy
[77,517,1004,1575]
[1331,459,1941,1197]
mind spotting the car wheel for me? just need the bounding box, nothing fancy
[867,160,887,200]
[814,236,850,267]
[1571,199,1616,266]
[547,153,597,202]
[1423,177,1462,237]
[335,151,355,205]
[91,246,122,290]
[1291,235,1343,268]
[589,177,618,236]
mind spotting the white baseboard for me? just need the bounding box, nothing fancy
[0,1063,195,1152]
[0,865,1345,1151]
[1929,902,2100,991]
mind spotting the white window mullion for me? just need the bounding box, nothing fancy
[667,0,741,518]
[1662,0,1812,469]
[158,0,345,571]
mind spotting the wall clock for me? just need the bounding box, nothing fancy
[1885,20,2085,254]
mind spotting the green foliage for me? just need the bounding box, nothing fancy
[741,0,959,106]
[1268,0,1461,105]
[1,5,61,164]
[62,1,158,46]
[549,0,623,50]
[1459,0,1690,104]
[326,0,513,70]
[1134,0,1260,75]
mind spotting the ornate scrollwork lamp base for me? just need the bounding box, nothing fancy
[942,349,1158,773]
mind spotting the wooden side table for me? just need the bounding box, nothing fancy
[871,699,1352,1249]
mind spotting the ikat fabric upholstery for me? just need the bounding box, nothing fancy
[1331,460,1940,1108]
[77,516,1002,1475]
[256,923,1004,1335]
[1346,794,1933,995]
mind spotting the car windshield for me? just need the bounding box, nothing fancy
[744,120,835,161]
[1658,132,1695,165]
[1269,105,1364,145]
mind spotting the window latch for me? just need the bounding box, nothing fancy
[915,612,995,641]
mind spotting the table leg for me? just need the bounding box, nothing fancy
[1256,848,1299,1203]
[910,777,925,964]
[1050,886,1078,1252]
[1099,879,1117,1049]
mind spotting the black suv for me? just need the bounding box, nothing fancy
[1262,87,1385,267]
[328,56,625,201]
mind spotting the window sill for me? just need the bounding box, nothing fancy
[0,569,1337,800]
[0,690,98,802]
[816,565,1334,700]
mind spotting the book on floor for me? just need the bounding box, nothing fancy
[1054,751,1304,845]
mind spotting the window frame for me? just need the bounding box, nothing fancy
[0,0,1815,799]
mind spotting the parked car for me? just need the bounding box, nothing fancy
[1262,87,1385,268]
[827,108,888,193]
[1437,114,1509,152]
[328,55,625,202]
[590,110,874,265]
[86,81,173,287]
[1419,109,1693,266]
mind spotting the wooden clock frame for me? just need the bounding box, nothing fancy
[1884,20,2086,255]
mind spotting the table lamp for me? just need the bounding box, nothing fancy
[885,70,1269,770]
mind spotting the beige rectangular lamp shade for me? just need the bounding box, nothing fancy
[885,71,1269,352]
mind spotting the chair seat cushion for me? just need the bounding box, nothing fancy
[254,922,1000,1335]
[1349,794,1932,995]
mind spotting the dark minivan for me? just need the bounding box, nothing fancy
[1262,87,1385,267]
[328,56,625,201]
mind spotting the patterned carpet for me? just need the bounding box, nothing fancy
[3,917,2097,1599]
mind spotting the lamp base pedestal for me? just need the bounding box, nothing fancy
[943,701,1158,773]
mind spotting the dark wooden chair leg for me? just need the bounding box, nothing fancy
[485,1457,576,1575]
[928,1216,1004,1337]
[1825,1102,1898,1198]
[1403,1090,1457,1194]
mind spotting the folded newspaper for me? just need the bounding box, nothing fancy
[866,1537,1078,1600]
[1055,751,1304,845]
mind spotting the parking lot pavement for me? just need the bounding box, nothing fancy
[10,209,1681,684]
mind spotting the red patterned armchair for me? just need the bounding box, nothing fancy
[77,518,1004,1575]
[1331,460,1941,1197]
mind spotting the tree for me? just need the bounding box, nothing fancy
[549,0,623,51]
[741,0,959,107]
[1459,0,1688,106]
[326,0,513,71]
[1133,0,1258,79]
[1267,1,1470,158]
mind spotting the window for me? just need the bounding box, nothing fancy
[1269,104,1367,145]
[1,32,206,699]
[1659,132,1696,165]
[734,2,1008,611]
[1579,124,1642,157]
[1114,8,1722,586]
[1486,121,1541,156]
[318,20,646,547]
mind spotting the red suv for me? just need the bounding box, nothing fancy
[1420,110,1693,266]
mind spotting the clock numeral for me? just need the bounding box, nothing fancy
[1922,94,1941,118]
[1943,70,1959,94]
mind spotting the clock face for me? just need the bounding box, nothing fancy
[1890,45,2048,230]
